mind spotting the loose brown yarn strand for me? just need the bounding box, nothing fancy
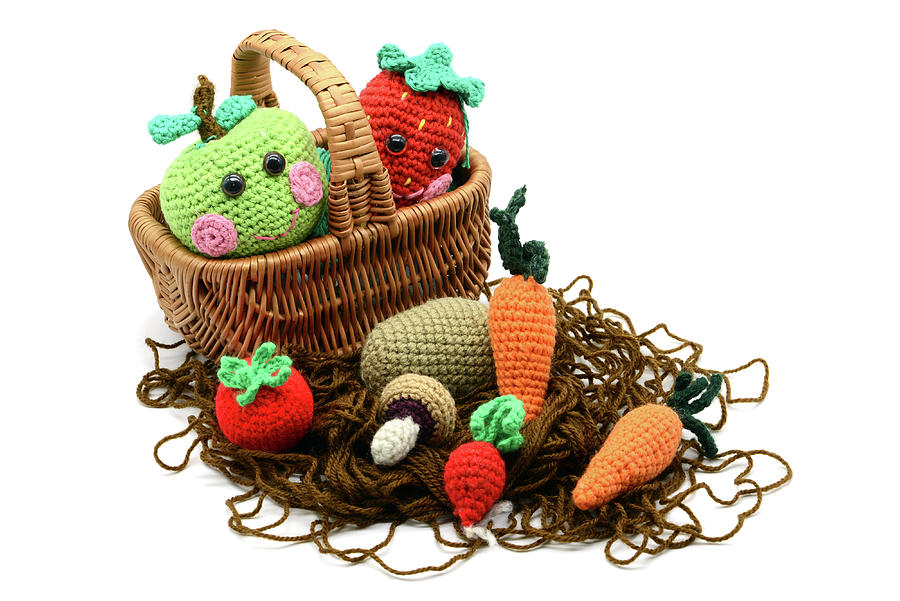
[135,275,791,574]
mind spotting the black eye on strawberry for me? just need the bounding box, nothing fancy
[430,148,449,169]
[360,43,484,208]
[385,134,448,170]
[386,134,407,155]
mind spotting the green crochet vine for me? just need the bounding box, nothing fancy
[489,186,550,284]
[666,371,724,458]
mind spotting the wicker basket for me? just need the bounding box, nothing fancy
[129,30,492,360]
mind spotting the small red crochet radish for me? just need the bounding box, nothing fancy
[444,395,525,543]
[359,43,484,207]
[215,342,314,453]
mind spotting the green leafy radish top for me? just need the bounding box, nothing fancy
[148,76,328,258]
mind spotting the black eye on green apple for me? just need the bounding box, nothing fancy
[220,152,284,198]
[264,151,286,175]
[221,173,245,197]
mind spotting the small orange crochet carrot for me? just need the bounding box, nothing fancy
[488,187,556,421]
[573,371,723,510]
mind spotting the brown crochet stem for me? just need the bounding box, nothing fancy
[136,275,792,575]
[193,75,226,141]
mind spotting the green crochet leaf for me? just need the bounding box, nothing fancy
[217,342,293,407]
[489,186,550,283]
[376,44,415,73]
[375,43,485,108]
[148,111,201,145]
[470,395,526,453]
[218,356,252,390]
[375,42,484,168]
[666,371,724,458]
[214,95,257,131]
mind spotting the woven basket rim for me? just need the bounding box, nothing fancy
[128,146,492,274]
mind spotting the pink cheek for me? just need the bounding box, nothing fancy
[422,173,453,201]
[191,214,238,257]
[289,161,323,207]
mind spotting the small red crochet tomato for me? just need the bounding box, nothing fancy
[215,342,314,453]
[359,43,484,208]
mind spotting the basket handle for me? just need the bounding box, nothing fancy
[231,30,397,239]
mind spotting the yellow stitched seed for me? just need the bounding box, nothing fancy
[366,115,370,120]
[404,177,411,186]
[447,116,452,127]
[401,91,408,100]
[418,119,426,130]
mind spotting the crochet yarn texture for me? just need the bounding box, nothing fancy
[444,441,506,527]
[360,70,464,206]
[160,107,327,258]
[139,277,793,571]
[359,43,484,206]
[310,147,332,238]
[488,186,556,421]
[385,399,435,441]
[370,418,420,467]
[371,373,458,466]
[377,373,457,444]
[573,371,724,510]
[215,344,314,453]
[488,275,556,420]
[444,395,525,528]
[469,394,525,453]
[572,405,682,510]
[360,297,494,398]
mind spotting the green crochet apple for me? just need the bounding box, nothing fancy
[148,75,328,258]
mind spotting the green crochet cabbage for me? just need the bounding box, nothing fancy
[159,108,327,258]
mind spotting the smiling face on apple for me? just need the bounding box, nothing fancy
[158,107,327,258]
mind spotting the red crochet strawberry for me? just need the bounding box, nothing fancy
[215,342,314,453]
[359,43,484,207]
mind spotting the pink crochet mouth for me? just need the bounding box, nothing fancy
[252,207,301,241]
[393,188,425,202]
[392,174,454,203]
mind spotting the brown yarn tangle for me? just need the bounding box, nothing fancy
[136,275,792,575]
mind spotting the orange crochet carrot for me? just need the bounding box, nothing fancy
[573,371,723,510]
[488,187,556,421]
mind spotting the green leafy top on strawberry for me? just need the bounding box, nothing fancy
[374,43,484,169]
[376,43,485,108]
[470,395,526,453]
[217,342,293,406]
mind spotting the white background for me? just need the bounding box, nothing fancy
[2,1,897,598]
